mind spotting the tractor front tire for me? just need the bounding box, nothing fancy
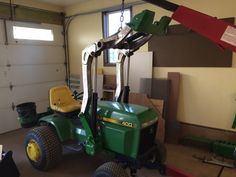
[24,126,62,170]
[145,140,167,169]
[93,162,129,177]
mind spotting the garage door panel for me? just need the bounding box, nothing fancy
[0,45,8,66]
[0,20,5,44]
[0,108,20,134]
[6,21,63,46]
[8,64,66,86]
[0,88,14,109]
[36,100,50,113]
[0,66,9,88]
[13,81,65,104]
[7,45,65,65]
[0,21,65,133]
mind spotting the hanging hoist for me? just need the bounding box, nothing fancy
[119,0,125,30]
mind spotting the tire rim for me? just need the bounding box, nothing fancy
[26,140,41,162]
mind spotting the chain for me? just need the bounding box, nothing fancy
[120,0,125,30]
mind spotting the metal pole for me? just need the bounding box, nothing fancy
[93,55,98,93]
[3,19,8,45]
[126,56,130,86]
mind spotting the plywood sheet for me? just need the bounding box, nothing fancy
[129,93,155,109]
[103,75,116,90]
[167,72,180,122]
[166,72,181,143]
[129,93,166,142]
[140,78,170,119]
[149,19,234,67]
[150,99,164,117]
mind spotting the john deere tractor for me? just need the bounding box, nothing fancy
[21,10,171,177]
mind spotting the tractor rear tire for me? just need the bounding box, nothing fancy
[145,140,167,169]
[93,162,129,177]
[24,126,62,170]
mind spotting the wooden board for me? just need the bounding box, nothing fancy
[150,99,164,116]
[166,72,181,143]
[180,122,236,143]
[140,78,170,119]
[129,93,165,142]
[103,75,116,90]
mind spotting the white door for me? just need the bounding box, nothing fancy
[0,20,66,133]
[124,52,153,93]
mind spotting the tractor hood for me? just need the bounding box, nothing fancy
[97,101,157,129]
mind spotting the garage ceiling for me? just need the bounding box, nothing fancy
[36,0,86,6]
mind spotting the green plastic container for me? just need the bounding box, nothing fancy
[213,140,236,159]
[16,102,37,128]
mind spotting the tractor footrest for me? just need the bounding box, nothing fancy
[64,144,83,152]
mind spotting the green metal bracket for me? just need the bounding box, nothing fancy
[79,113,102,155]
[232,114,236,129]
[179,136,213,150]
[213,140,236,160]
[180,135,236,160]
[127,9,171,35]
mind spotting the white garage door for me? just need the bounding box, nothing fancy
[0,20,66,133]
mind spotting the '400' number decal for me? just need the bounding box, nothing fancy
[122,121,134,128]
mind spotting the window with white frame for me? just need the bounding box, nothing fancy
[13,26,54,41]
[103,8,131,65]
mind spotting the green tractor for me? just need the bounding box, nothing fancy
[19,10,171,177]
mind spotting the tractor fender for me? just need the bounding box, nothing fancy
[39,115,74,142]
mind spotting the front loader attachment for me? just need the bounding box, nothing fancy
[127,10,171,35]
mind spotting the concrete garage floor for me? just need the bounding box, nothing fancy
[0,129,235,177]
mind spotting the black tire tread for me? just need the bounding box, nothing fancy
[24,126,62,170]
[155,140,167,164]
[93,162,129,177]
[145,140,167,169]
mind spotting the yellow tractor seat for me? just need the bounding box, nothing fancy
[49,85,81,113]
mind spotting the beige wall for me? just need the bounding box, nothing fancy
[65,0,236,131]
[0,0,63,12]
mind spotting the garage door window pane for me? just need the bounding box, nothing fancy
[13,26,54,41]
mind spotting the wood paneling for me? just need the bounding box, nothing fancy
[149,18,234,67]
[180,122,236,143]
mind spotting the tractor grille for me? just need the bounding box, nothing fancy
[138,123,157,155]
